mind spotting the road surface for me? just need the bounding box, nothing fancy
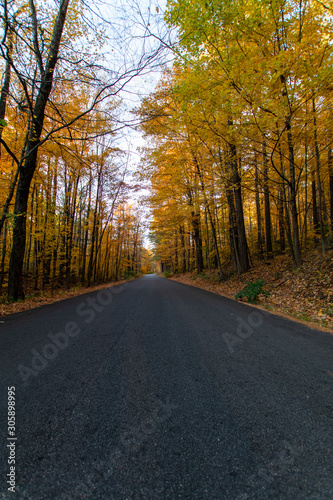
[0,275,332,499]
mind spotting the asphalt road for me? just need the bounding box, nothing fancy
[0,274,332,500]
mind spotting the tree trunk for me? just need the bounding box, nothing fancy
[87,166,103,286]
[0,13,14,148]
[33,188,40,290]
[311,170,319,240]
[329,147,333,233]
[277,186,285,253]
[192,153,224,277]
[81,175,92,284]
[230,143,250,273]
[304,143,308,249]
[192,209,203,273]
[313,98,326,254]
[286,118,302,267]
[204,208,211,275]
[7,0,70,300]
[186,185,203,273]
[254,154,264,257]
[0,220,8,290]
[179,226,187,273]
[0,163,19,237]
[263,141,273,257]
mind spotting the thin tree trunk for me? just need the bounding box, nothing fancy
[304,143,308,249]
[81,176,92,284]
[0,220,8,290]
[0,11,14,148]
[279,141,296,264]
[33,188,40,290]
[263,140,273,257]
[280,72,301,267]
[186,184,203,273]
[328,147,333,233]
[311,168,319,240]
[87,166,102,286]
[0,165,19,237]
[204,208,211,275]
[179,226,187,273]
[313,98,326,254]
[229,142,250,273]
[286,117,302,267]
[254,154,264,257]
[24,185,35,294]
[192,154,224,277]
[278,186,285,253]
[66,176,79,289]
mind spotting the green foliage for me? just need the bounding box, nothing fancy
[163,270,172,278]
[235,279,270,304]
[191,271,207,280]
[5,212,26,229]
[295,311,312,322]
[122,271,139,280]
[0,119,7,127]
[323,306,333,317]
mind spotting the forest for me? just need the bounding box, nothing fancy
[139,0,333,280]
[0,0,155,301]
[0,0,333,307]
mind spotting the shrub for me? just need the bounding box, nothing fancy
[235,279,270,304]
[190,271,207,280]
[163,270,172,278]
[122,271,138,279]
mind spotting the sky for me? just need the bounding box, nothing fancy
[83,0,173,151]
[82,0,175,243]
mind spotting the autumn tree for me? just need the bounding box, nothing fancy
[0,0,165,299]
[138,0,333,275]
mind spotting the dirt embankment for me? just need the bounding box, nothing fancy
[168,250,333,332]
[0,278,137,317]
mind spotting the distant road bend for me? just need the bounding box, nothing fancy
[0,275,332,499]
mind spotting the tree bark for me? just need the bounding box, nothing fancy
[254,154,264,257]
[192,154,224,278]
[179,226,187,273]
[311,167,318,227]
[229,142,250,273]
[263,141,273,257]
[312,99,326,254]
[0,220,8,290]
[285,117,302,267]
[8,0,70,300]
[186,185,203,273]
[0,7,15,148]
[328,147,333,233]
